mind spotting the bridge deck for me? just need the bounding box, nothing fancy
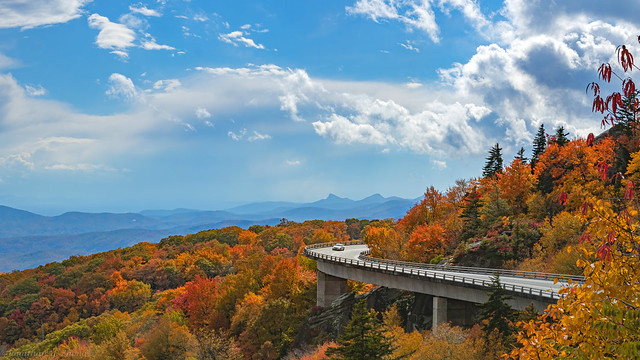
[306,243,581,310]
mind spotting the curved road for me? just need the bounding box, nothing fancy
[307,243,579,302]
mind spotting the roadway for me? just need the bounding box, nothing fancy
[309,244,577,301]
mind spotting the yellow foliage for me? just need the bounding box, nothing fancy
[510,197,640,359]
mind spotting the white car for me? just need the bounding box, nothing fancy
[332,243,345,251]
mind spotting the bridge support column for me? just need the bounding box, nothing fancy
[433,296,447,333]
[317,271,348,307]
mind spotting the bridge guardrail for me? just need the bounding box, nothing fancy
[303,242,581,300]
[357,251,585,283]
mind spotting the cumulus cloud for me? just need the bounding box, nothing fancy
[218,31,265,49]
[0,0,91,29]
[88,13,136,55]
[106,73,139,100]
[88,13,174,58]
[286,160,301,166]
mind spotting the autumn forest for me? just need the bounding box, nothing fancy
[2,36,640,360]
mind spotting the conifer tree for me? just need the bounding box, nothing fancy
[482,143,503,178]
[478,275,516,356]
[514,147,528,164]
[460,188,482,241]
[530,124,546,171]
[616,90,639,133]
[553,126,570,147]
[326,299,393,360]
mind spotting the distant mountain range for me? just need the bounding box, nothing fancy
[0,194,419,271]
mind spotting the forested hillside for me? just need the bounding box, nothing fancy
[3,37,640,360]
[1,120,635,359]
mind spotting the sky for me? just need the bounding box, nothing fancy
[0,0,639,215]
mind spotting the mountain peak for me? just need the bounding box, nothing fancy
[326,193,344,200]
[362,193,384,201]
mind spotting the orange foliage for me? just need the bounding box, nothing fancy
[238,230,258,245]
[497,159,534,213]
[176,275,228,330]
[405,223,448,263]
[363,225,403,260]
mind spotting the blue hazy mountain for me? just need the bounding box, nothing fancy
[0,194,418,271]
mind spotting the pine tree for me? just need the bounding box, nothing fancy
[482,143,503,178]
[616,90,640,133]
[530,124,546,171]
[460,188,482,241]
[478,275,516,357]
[515,147,528,164]
[553,126,570,147]
[326,299,393,360]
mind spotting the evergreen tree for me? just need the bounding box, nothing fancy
[482,143,503,178]
[460,188,482,241]
[326,299,393,360]
[615,90,640,132]
[515,147,528,164]
[478,275,515,342]
[553,126,570,147]
[530,124,546,171]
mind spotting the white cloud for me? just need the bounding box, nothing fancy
[347,0,440,42]
[218,31,265,49]
[106,73,139,100]
[228,128,247,141]
[195,107,211,119]
[347,0,492,43]
[241,24,251,30]
[432,159,447,169]
[129,4,161,17]
[88,13,174,58]
[193,13,209,22]
[88,14,136,52]
[0,52,18,70]
[153,79,181,92]
[286,160,301,166]
[400,42,419,52]
[404,82,422,89]
[110,50,129,60]
[0,0,91,29]
[141,37,175,50]
[248,131,271,141]
[25,85,47,96]
[313,114,392,146]
[0,74,157,174]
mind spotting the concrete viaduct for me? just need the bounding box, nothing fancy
[304,242,583,330]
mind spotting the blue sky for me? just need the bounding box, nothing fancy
[0,0,639,215]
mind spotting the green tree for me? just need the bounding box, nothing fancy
[616,90,640,132]
[478,275,515,356]
[530,124,546,171]
[482,143,503,178]
[460,188,482,241]
[326,299,393,360]
[515,147,528,164]
[553,126,570,147]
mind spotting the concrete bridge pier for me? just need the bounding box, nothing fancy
[317,271,348,307]
[432,296,447,333]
